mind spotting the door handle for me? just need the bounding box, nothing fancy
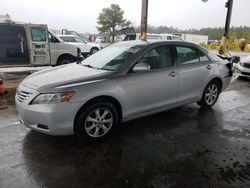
[206,65,213,70]
[168,71,178,77]
[34,44,42,48]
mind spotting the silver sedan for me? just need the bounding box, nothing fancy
[16,41,232,141]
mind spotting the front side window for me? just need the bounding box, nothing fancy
[176,46,199,65]
[60,36,75,42]
[74,37,85,43]
[167,36,172,40]
[136,46,174,70]
[48,32,59,43]
[31,27,46,42]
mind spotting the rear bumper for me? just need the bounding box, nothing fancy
[74,55,83,62]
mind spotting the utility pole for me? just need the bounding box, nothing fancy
[202,0,234,55]
[219,0,234,55]
[140,0,148,41]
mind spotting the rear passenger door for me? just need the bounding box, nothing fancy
[175,45,214,104]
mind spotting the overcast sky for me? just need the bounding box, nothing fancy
[1,0,249,34]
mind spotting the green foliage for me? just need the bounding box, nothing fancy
[135,25,250,41]
[200,31,250,52]
[242,31,250,43]
[97,4,131,42]
[228,32,239,50]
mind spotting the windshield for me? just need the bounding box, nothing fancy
[81,43,146,71]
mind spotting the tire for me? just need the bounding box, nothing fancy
[75,101,119,142]
[57,55,74,66]
[197,80,221,108]
[90,47,99,55]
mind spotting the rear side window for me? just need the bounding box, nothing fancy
[31,27,46,42]
[176,47,199,65]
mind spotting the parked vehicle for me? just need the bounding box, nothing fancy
[124,33,184,41]
[16,40,232,141]
[62,29,90,42]
[0,20,82,67]
[95,36,105,43]
[181,34,209,45]
[58,35,101,56]
[234,55,250,78]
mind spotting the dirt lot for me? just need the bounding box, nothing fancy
[0,74,250,188]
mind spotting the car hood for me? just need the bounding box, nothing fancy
[22,63,112,92]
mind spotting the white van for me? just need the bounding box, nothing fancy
[0,21,82,67]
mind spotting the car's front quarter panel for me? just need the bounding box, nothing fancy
[57,78,128,118]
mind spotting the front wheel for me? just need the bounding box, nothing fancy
[90,47,99,55]
[57,55,74,66]
[197,80,221,108]
[75,101,119,142]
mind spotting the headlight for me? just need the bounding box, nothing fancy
[239,62,244,67]
[31,91,75,105]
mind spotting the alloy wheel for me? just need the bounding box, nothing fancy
[205,84,218,106]
[84,108,113,138]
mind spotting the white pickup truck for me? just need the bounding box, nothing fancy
[0,20,82,67]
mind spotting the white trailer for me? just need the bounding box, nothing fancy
[181,34,208,45]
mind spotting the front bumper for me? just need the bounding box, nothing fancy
[15,84,82,135]
[234,65,250,78]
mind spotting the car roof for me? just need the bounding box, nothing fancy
[114,40,198,47]
[58,35,80,38]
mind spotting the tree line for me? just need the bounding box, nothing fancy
[135,25,250,42]
[96,4,250,43]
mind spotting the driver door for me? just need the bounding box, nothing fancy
[121,45,179,117]
[27,24,50,65]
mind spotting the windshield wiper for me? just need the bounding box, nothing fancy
[83,64,100,69]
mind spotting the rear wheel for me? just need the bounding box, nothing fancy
[75,101,119,142]
[90,47,99,55]
[197,80,221,108]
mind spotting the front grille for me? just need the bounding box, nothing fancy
[243,63,250,68]
[241,72,250,76]
[16,90,32,103]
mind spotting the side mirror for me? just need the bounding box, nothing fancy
[133,63,151,72]
[232,56,240,63]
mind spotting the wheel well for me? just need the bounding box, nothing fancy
[57,53,74,65]
[211,77,223,91]
[90,47,99,52]
[74,96,123,130]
